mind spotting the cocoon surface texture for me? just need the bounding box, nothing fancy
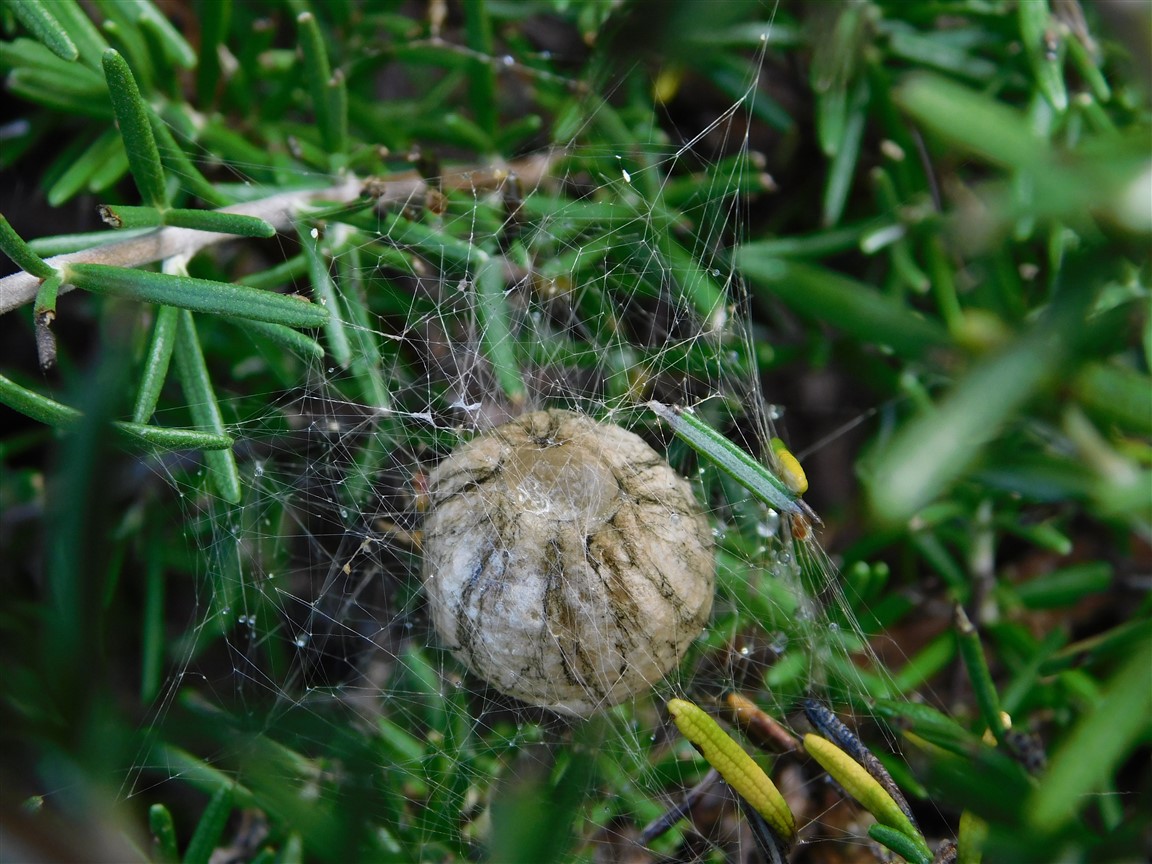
[423,410,715,716]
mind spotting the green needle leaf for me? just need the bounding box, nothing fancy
[297,12,345,157]
[0,371,84,428]
[649,401,812,520]
[118,422,235,451]
[99,204,276,237]
[6,66,111,118]
[0,213,56,278]
[1018,0,1068,113]
[463,0,497,138]
[9,0,79,61]
[46,129,124,206]
[298,225,351,367]
[868,824,932,864]
[195,0,231,104]
[1028,628,1152,830]
[132,305,179,424]
[181,784,235,864]
[236,319,326,362]
[128,0,197,69]
[101,48,168,208]
[173,310,242,503]
[148,803,178,864]
[65,263,329,328]
[44,0,108,70]
[476,255,526,406]
[865,299,1082,524]
[895,73,1046,170]
[738,254,950,361]
[954,605,1008,744]
[147,112,232,207]
[0,371,233,451]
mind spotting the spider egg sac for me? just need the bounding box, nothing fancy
[422,409,715,716]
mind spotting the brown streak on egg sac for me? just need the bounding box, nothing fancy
[422,410,715,716]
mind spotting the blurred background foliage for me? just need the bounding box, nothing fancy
[0,1,1149,862]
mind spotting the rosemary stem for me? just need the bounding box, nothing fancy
[0,177,362,315]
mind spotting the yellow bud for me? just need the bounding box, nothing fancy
[803,733,930,860]
[667,698,795,843]
[770,438,808,494]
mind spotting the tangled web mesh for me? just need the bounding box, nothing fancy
[125,20,903,861]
